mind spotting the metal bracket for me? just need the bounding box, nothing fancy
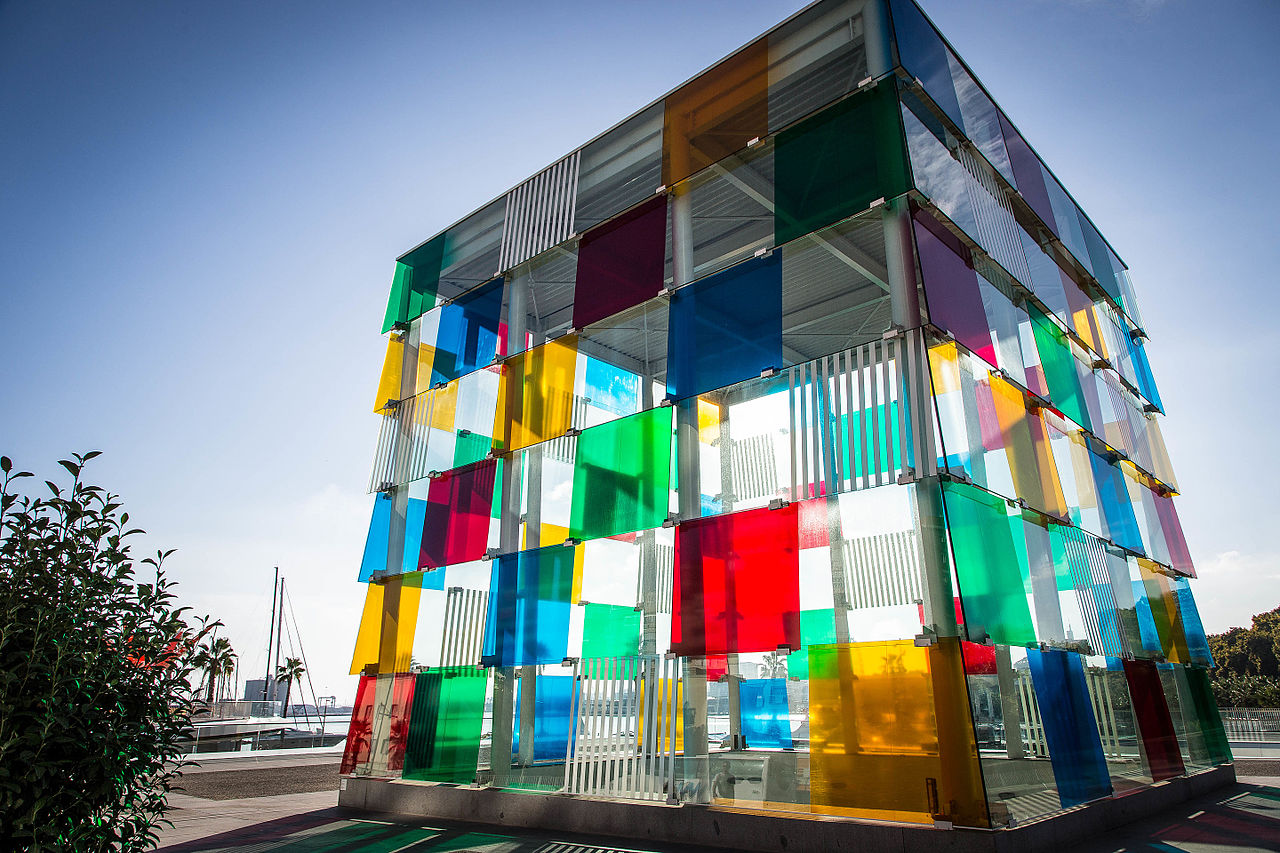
[767,497,790,511]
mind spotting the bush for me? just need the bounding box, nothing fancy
[0,453,210,851]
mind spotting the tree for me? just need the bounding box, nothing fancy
[275,657,306,717]
[0,453,211,850]
[1207,604,1280,708]
[193,637,236,704]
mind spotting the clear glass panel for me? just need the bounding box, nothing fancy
[775,79,909,245]
[440,198,505,297]
[504,247,578,355]
[573,196,668,330]
[579,295,670,395]
[767,0,879,131]
[681,137,774,283]
[576,102,664,232]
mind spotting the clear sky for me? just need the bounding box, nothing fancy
[3,0,1277,704]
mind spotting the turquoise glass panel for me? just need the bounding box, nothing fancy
[739,678,792,749]
[357,493,392,582]
[513,674,576,763]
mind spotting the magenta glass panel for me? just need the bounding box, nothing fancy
[418,458,498,569]
[671,503,801,656]
[573,195,667,330]
[1152,491,1195,577]
[914,206,994,366]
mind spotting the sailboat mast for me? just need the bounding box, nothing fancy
[262,566,278,703]
[273,577,286,711]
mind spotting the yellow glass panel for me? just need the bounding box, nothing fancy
[1068,431,1099,512]
[1145,417,1179,492]
[697,398,721,445]
[377,574,423,674]
[1136,557,1190,664]
[927,341,961,394]
[638,679,683,753]
[989,374,1041,511]
[373,332,405,414]
[1072,306,1102,356]
[662,37,769,187]
[414,342,438,395]
[808,639,988,827]
[521,522,585,603]
[428,380,459,432]
[1029,408,1068,519]
[349,582,384,675]
[493,336,579,453]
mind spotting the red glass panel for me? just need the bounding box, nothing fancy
[672,503,801,656]
[387,673,416,772]
[573,196,667,330]
[340,675,376,774]
[1123,658,1185,781]
[419,459,498,569]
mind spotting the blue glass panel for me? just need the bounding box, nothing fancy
[1173,577,1214,668]
[1133,580,1163,657]
[583,356,640,416]
[1131,339,1163,413]
[666,253,782,401]
[402,496,426,576]
[1089,452,1143,554]
[481,546,574,667]
[357,493,392,582]
[739,678,792,749]
[888,0,962,130]
[1026,648,1112,807]
[431,276,504,386]
[512,674,577,762]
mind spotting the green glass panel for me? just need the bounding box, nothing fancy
[942,481,1037,647]
[568,408,672,541]
[402,666,488,783]
[787,608,837,680]
[581,603,641,664]
[384,235,445,333]
[1028,303,1089,430]
[452,430,491,469]
[774,79,910,246]
[1183,666,1232,765]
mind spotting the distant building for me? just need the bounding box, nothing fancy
[341,0,1229,830]
[242,678,281,703]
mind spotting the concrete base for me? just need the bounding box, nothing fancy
[338,764,1236,853]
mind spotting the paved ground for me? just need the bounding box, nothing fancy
[157,757,1280,852]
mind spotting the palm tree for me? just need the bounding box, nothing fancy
[760,651,788,679]
[275,657,306,716]
[193,637,236,704]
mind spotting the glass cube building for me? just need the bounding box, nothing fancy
[342,0,1230,829]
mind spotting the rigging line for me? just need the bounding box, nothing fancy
[283,583,322,731]
[277,587,309,728]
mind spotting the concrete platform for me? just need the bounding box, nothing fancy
[338,764,1237,853]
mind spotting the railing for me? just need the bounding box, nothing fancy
[1220,707,1280,742]
[191,700,282,720]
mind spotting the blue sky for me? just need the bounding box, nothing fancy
[3,0,1276,702]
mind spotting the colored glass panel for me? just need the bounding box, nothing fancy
[663,36,769,187]
[1172,577,1212,668]
[1182,667,1232,766]
[1091,454,1142,554]
[582,356,641,417]
[774,79,910,245]
[387,237,445,332]
[942,481,1036,646]
[430,276,504,386]
[512,674,576,763]
[1026,648,1112,807]
[988,374,1043,513]
[808,639,988,826]
[666,253,783,401]
[914,207,993,365]
[349,582,383,676]
[1152,491,1194,577]
[481,545,575,667]
[888,0,961,133]
[340,675,377,774]
[374,332,405,413]
[1121,659,1185,781]
[418,459,498,569]
[378,574,422,674]
[672,503,801,656]
[493,336,579,453]
[581,603,641,660]
[569,408,672,540]
[1027,304,1089,430]
[573,196,668,330]
[403,666,488,783]
[358,493,392,582]
[787,608,837,680]
[739,679,792,749]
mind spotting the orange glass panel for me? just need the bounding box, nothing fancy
[638,679,683,753]
[662,38,769,187]
[927,341,962,394]
[492,336,578,453]
[989,374,1041,510]
[808,639,988,827]
[374,332,405,414]
[350,574,423,675]
[1029,407,1069,519]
